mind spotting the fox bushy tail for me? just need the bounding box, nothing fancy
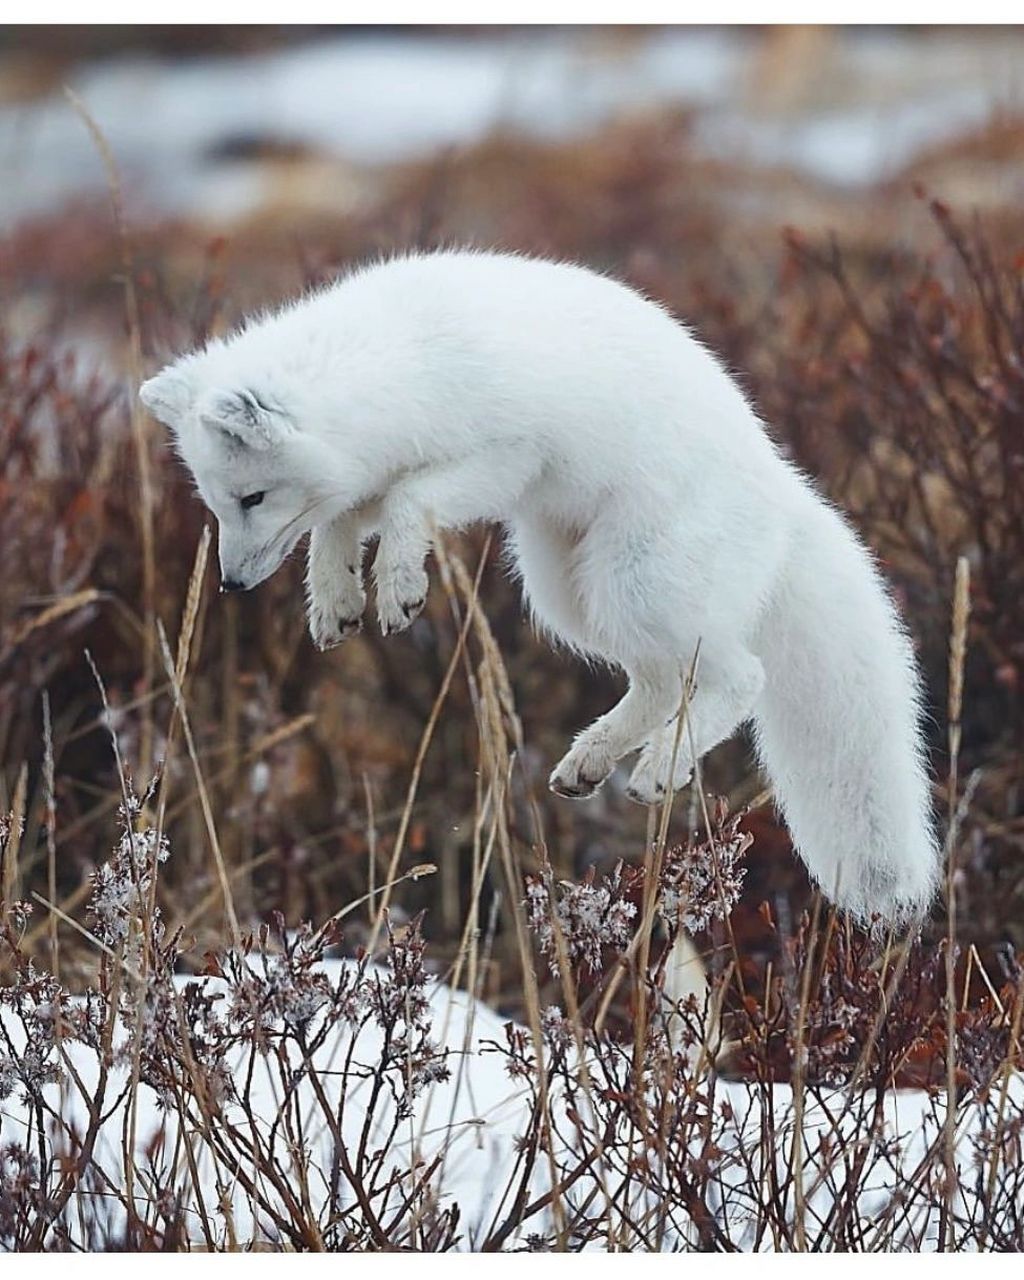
[752,495,940,923]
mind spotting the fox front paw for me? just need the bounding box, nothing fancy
[549,737,617,800]
[376,564,428,637]
[308,582,366,651]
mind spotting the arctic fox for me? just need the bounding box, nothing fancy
[141,250,939,923]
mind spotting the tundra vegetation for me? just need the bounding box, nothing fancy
[1,63,1023,1250]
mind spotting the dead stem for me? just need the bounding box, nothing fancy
[942,555,971,1250]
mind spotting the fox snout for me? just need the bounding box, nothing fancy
[217,529,260,593]
[216,523,304,593]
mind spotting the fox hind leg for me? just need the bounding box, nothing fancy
[549,660,683,798]
[541,516,694,798]
[626,648,765,805]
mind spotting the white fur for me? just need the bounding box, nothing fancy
[141,249,940,923]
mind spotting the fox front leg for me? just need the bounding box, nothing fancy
[373,491,431,637]
[306,512,367,650]
[372,446,542,637]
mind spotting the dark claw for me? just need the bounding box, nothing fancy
[549,779,592,799]
[401,597,425,619]
[338,616,362,637]
[549,772,605,800]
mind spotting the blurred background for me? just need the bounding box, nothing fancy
[1,25,1022,1016]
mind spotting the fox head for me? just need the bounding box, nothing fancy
[141,367,344,592]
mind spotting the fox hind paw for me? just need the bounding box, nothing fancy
[549,737,617,800]
[625,738,693,806]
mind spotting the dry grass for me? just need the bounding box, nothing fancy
[1,547,1023,1250]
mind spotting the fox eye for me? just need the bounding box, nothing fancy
[240,491,266,511]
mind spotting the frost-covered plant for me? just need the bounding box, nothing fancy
[525,864,638,978]
[2,768,1021,1251]
[0,1145,46,1250]
[659,799,751,935]
[540,1005,573,1056]
[88,794,169,957]
[524,798,750,984]
[0,911,64,1107]
[225,917,335,1040]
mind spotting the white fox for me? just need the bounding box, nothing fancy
[141,249,939,923]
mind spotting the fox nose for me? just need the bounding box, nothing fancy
[220,577,246,593]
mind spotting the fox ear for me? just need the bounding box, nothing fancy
[140,370,192,427]
[197,388,288,452]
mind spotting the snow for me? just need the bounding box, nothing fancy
[3,958,1020,1249]
[1,961,529,1246]
[1,28,1022,229]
